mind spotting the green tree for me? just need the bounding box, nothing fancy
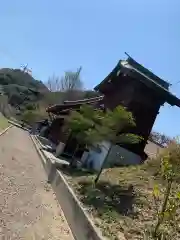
[66,104,142,182]
[0,68,48,118]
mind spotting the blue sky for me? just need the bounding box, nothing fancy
[0,0,180,137]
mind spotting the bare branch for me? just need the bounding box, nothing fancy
[46,67,83,93]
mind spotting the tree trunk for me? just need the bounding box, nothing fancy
[94,144,112,184]
[69,144,79,168]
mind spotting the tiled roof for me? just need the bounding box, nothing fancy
[120,59,180,107]
[95,55,180,107]
[46,95,104,114]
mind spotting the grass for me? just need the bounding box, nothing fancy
[0,115,10,131]
[61,159,180,240]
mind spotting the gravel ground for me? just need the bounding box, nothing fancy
[0,127,74,240]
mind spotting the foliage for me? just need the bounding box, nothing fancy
[66,104,142,174]
[99,107,141,145]
[149,131,171,146]
[148,139,180,239]
[0,68,48,118]
[0,66,98,121]
[0,68,47,91]
[67,105,103,145]
[25,103,37,111]
[21,108,47,125]
[61,154,180,240]
[42,91,66,106]
[67,104,141,147]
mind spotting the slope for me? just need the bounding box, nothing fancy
[0,68,48,110]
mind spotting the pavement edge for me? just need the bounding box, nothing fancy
[30,134,105,240]
[0,125,13,137]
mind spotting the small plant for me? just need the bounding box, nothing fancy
[150,138,180,239]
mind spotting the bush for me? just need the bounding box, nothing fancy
[148,139,180,239]
[25,103,36,111]
[21,108,47,125]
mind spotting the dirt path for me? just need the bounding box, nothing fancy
[0,127,74,240]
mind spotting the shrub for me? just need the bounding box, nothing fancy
[147,139,180,239]
[21,108,47,125]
